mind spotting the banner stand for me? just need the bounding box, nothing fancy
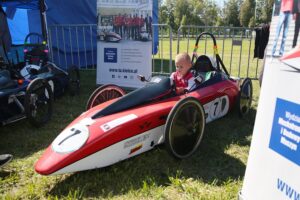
[96,1,153,88]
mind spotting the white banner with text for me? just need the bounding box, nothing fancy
[96,0,153,88]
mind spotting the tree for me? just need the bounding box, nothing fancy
[179,14,189,36]
[223,0,241,27]
[260,0,275,23]
[174,0,191,29]
[159,4,168,24]
[240,0,255,27]
[200,1,219,26]
[163,0,177,31]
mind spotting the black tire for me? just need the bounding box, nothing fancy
[25,78,53,127]
[237,78,253,118]
[164,97,206,159]
[86,84,126,110]
[67,65,80,96]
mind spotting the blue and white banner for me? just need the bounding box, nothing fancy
[240,32,300,200]
[96,0,153,88]
[240,53,300,200]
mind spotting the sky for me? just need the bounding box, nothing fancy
[214,0,226,8]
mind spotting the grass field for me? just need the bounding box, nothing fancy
[0,69,260,199]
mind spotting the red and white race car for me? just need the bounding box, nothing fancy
[35,32,253,175]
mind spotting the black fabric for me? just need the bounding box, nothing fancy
[92,78,172,119]
[254,24,270,59]
[192,55,215,74]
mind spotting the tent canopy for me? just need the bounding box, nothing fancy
[1,0,40,10]
[1,0,96,45]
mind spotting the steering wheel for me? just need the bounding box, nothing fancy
[24,33,47,49]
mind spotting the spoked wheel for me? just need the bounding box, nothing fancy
[238,78,253,118]
[67,65,80,96]
[86,84,126,110]
[165,97,206,159]
[25,78,53,127]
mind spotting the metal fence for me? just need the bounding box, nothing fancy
[151,24,173,76]
[47,24,262,79]
[48,24,97,70]
[176,25,262,79]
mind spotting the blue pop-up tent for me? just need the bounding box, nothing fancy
[1,0,48,44]
[1,0,97,68]
[1,0,158,69]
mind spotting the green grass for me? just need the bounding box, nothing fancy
[0,69,260,199]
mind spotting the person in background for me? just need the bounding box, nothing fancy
[170,53,194,95]
[272,0,294,57]
[0,154,13,168]
[145,14,149,34]
[292,0,300,48]
[133,14,139,40]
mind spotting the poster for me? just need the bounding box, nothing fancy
[239,0,300,199]
[96,0,153,88]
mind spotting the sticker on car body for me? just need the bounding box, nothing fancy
[100,114,138,132]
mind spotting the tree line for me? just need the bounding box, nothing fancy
[159,0,274,31]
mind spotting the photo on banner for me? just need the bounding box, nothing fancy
[96,0,153,88]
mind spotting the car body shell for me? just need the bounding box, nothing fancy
[35,74,239,175]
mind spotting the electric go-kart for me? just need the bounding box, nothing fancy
[0,33,80,127]
[35,32,252,175]
[139,27,150,41]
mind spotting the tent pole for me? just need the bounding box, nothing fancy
[39,0,47,42]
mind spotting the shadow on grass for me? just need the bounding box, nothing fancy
[49,108,256,199]
[0,171,12,179]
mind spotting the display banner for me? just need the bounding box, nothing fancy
[239,0,300,198]
[96,0,153,88]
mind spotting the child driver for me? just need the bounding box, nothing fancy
[170,52,195,95]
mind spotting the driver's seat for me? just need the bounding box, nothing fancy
[192,55,216,83]
[25,47,48,66]
[192,55,215,74]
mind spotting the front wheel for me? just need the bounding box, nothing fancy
[164,97,206,159]
[86,84,126,110]
[25,78,53,127]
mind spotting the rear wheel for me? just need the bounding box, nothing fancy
[238,78,253,118]
[86,84,126,110]
[67,65,80,96]
[25,78,53,127]
[164,97,205,159]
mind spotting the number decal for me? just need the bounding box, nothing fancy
[204,96,229,123]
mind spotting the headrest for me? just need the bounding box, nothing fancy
[193,55,216,73]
